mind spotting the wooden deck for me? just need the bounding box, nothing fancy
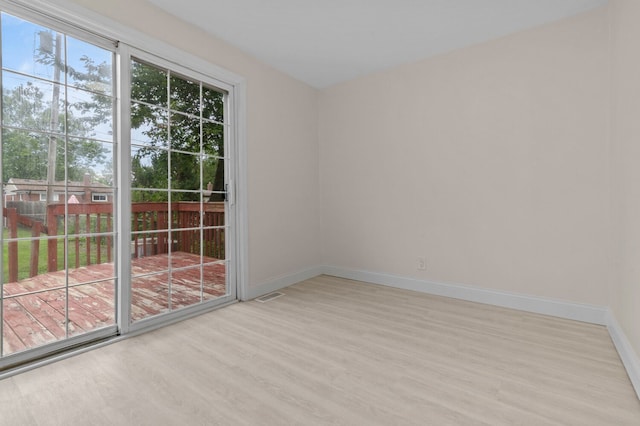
[2,252,226,356]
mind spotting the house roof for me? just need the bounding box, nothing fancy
[5,178,111,194]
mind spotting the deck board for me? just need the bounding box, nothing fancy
[2,251,226,356]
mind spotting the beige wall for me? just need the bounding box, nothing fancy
[611,0,640,356]
[319,7,611,305]
[60,1,638,358]
[66,0,321,290]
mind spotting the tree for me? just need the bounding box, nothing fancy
[3,42,225,201]
[1,81,107,183]
[130,60,225,202]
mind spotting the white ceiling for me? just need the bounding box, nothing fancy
[148,0,608,88]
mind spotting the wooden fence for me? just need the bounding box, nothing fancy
[3,202,225,282]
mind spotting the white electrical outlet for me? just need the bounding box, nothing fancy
[417,257,426,270]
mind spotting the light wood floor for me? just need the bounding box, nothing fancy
[0,275,638,425]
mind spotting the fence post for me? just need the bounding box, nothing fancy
[96,214,102,264]
[30,221,42,278]
[7,208,18,282]
[47,206,58,272]
[85,213,91,266]
[107,213,112,263]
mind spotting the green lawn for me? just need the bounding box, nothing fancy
[3,226,110,282]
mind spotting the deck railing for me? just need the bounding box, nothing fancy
[3,207,18,282]
[3,201,225,282]
[131,201,225,259]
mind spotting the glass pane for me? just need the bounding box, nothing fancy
[172,198,201,229]
[171,230,201,260]
[171,267,202,310]
[131,189,169,203]
[203,121,224,157]
[131,231,169,260]
[67,87,113,141]
[66,224,114,258]
[65,231,114,268]
[45,237,67,271]
[131,59,167,106]
[132,197,170,235]
[66,36,113,95]
[204,157,224,201]
[52,184,94,210]
[1,13,65,81]
[88,189,114,204]
[202,85,224,122]
[203,203,225,227]
[71,263,115,284]
[2,129,49,181]
[203,227,225,260]
[66,216,85,238]
[170,152,200,191]
[3,293,64,355]
[170,73,200,116]
[131,102,168,148]
[67,139,114,184]
[67,281,115,337]
[131,145,168,189]
[2,71,65,134]
[2,236,67,281]
[131,191,170,254]
[170,112,200,152]
[203,261,226,301]
[131,272,169,321]
[2,236,50,284]
[43,185,66,207]
[173,191,201,203]
[66,186,113,206]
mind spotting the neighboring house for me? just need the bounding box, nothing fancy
[4,174,112,204]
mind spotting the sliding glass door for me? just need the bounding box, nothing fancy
[126,54,234,327]
[0,11,117,361]
[0,7,237,368]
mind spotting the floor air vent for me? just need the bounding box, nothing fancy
[255,292,285,303]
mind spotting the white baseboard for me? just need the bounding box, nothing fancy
[249,264,610,325]
[606,310,640,399]
[322,266,608,325]
[243,266,323,301]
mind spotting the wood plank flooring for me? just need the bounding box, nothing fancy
[0,275,638,425]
